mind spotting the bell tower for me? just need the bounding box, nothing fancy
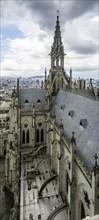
[45,11,72,103]
[50,10,65,70]
[47,11,70,97]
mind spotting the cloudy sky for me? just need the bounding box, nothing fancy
[0,0,99,79]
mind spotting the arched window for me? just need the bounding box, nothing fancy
[22,130,25,144]
[53,81,56,91]
[10,141,12,147]
[4,149,6,156]
[26,129,29,143]
[36,129,39,142]
[66,172,69,194]
[80,201,85,219]
[41,128,44,142]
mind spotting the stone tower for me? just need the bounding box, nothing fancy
[47,11,71,99]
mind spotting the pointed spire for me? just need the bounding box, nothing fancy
[54,10,62,48]
[50,11,65,69]
[56,10,59,26]
[71,131,76,145]
[94,153,98,167]
[45,68,47,89]
[45,68,47,81]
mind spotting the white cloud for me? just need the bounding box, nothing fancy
[62,13,98,79]
[1,1,52,76]
[1,34,52,76]
[0,0,98,79]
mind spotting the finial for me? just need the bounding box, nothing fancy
[60,119,63,129]
[70,68,72,73]
[45,68,47,84]
[60,119,63,124]
[72,131,75,139]
[71,131,76,145]
[57,10,59,21]
[94,153,98,167]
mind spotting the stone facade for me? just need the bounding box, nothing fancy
[0,101,11,156]
[3,14,99,220]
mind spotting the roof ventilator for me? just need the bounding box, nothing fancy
[68,110,74,118]
[60,105,65,111]
[37,99,41,103]
[80,119,88,128]
[25,99,29,103]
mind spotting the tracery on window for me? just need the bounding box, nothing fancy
[38,122,42,127]
[24,123,28,128]
[22,124,30,144]
[36,127,44,143]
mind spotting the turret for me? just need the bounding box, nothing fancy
[17,78,19,99]
[70,68,72,89]
[45,68,47,89]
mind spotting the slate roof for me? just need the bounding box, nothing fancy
[19,87,99,168]
[51,90,99,169]
[70,89,96,100]
[19,88,46,111]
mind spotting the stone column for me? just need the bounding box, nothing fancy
[32,104,35,148]
[92,154,99,215]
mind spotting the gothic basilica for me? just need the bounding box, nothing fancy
[3,14,99,220]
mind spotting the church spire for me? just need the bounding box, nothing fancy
[47,12,70,97]
[50,11,65,69]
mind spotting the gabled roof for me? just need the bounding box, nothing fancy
[19,88,46,111]
[51,90,99,169]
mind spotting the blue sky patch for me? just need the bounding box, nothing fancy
[0,44,10,62]
[1,24,24,40]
